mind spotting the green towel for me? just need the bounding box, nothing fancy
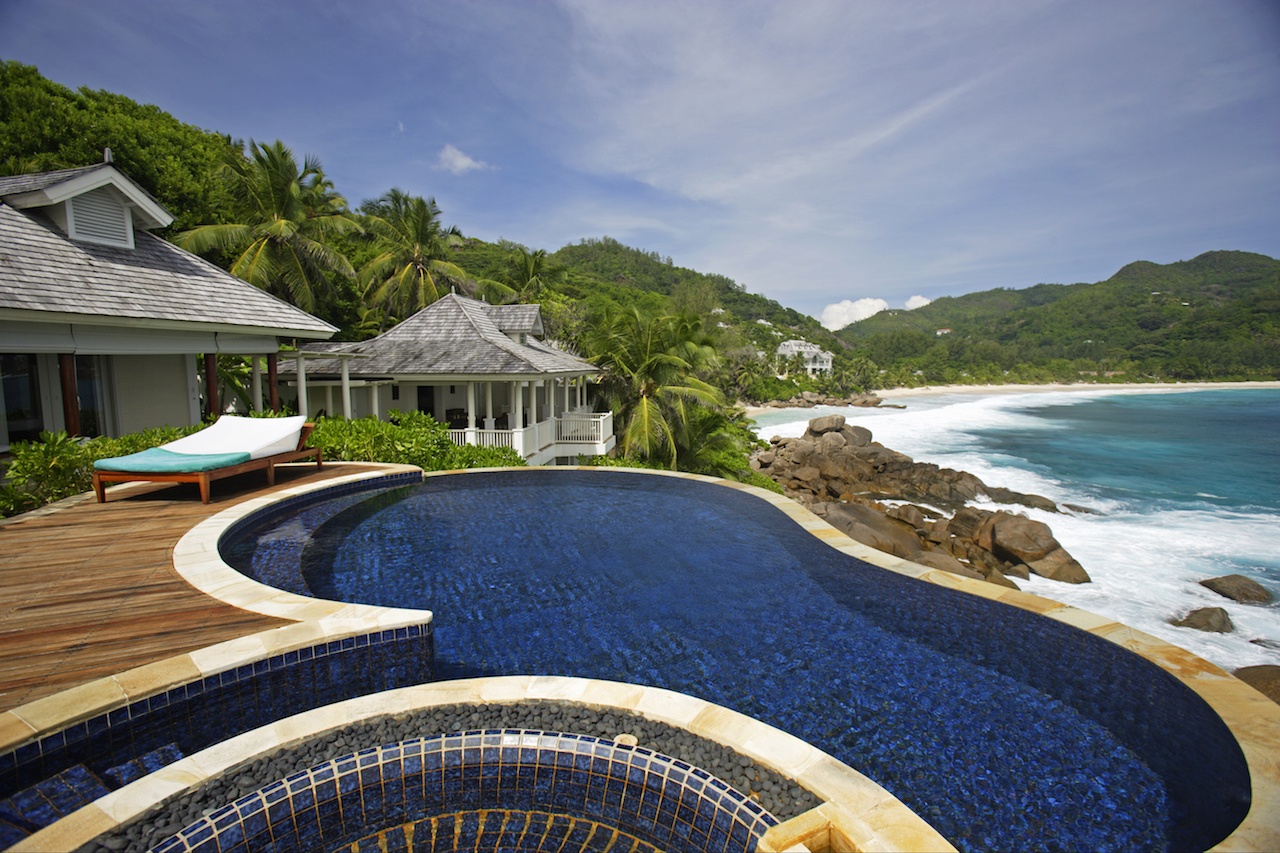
[93,447,252,473]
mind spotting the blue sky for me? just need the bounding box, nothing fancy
[2,0,1277,328]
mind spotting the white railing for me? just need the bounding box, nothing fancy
[556,412,612,443]
[447,412,613,460]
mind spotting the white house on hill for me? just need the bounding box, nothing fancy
[0,161,337,451]
[776,339,834,375]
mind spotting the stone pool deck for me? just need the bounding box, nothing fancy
[2,464,1279,852]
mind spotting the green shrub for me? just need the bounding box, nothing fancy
[4,431,96,509]
[1,412,526,518]
[309,412,524,471]
[1,426,201,516]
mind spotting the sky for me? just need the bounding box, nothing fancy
[2,0,1278,329]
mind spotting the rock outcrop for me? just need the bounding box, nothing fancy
[1199,574,1274,604]
[1170,607,1235,633]
[754,392,891,410]
[753,415,1090,588]
[1233,665,1280,705]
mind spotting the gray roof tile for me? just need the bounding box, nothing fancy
[0,204,337,337]
[288,294,593,378]
[0,164,109,196]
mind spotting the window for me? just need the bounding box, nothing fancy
[1,354,45,448]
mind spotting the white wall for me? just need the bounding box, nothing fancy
[112,354,199,432]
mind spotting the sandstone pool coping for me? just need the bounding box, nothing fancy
[7,464,1280,852]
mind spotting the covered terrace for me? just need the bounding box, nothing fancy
[279,294,615,465]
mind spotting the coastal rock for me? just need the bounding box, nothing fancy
[986,486,1059,513]
[982,513,1059,563]
[983,567,1020,590]
[1027,549,1091,584]
[808,414,847,435]
[823,502,924,559]
[752,415,1090,585]
[1233,665,1280,705]
[908,550,984,580]
[1170,607,1235,633]
[1199,574,1274,604]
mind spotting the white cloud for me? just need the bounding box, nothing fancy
[820,298,890,330]
[435,144,490,175]
[905,295,932,310]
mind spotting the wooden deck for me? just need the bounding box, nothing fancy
[0,463,371,713]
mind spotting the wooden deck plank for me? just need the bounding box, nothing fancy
[0,464,371,712]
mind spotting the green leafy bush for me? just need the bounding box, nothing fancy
[309,411,524,471]
[1,426,201,516]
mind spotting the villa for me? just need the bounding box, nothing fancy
[776,339,834,376]
[279,293,615,465]
[0,160,337,450]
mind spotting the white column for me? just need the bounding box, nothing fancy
[511,380,522,428]
[466,382,477,433]
[295,353,309,417]
[251,357,263,413]
[484,382,495,430]
[340,358,352,419]
[370,384,381,419]
[530,379,538,426]
[325,384,334,417]
[563,377,571,412]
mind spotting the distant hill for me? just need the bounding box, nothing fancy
[835,251,1280,384]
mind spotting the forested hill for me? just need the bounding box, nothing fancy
[834,251,1280,384]
[4,59,1275,388]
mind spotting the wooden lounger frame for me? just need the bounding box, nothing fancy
[92,423,323,504]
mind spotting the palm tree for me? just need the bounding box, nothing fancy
[174,140,361,313]
[476,247,564,305]
[583,307,724,467]
[358,189,469,326]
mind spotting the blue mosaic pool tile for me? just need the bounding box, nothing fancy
[147,730,774,853]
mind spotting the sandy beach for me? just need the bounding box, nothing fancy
[875,380,1280,400]
[740,381,1280,417]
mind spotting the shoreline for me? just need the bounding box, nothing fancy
[741,381,1280,415]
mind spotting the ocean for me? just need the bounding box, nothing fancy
[751,386,1280,672]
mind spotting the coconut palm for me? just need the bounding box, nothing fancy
[173,140,360,313]
[358,189,469,326]
[476,247,564,305]
[583,307,724,467]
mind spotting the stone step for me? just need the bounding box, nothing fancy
[103,743,185,787]
[0,763,111,840]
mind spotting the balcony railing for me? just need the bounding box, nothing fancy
[448,411,613,462]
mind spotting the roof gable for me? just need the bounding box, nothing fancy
[0,163,172,230]
[0,203,336,338]
[294,294,592,378]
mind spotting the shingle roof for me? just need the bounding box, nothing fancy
[485,304,543,336]
[0,164,110,196]
[287,294,594,378]
[0,204,337,337]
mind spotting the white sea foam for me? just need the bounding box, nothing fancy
[752,391,1280,672]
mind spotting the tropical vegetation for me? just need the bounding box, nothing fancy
[0,411,522,517]
[2,59,1276,499]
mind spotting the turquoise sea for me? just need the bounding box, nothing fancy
[752,386,1280,671]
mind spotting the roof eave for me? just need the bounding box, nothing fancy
[0,307,337,339]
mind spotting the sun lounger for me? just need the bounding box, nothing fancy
[92,415,322,504]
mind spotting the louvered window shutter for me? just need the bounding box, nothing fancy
[68,186,134,248]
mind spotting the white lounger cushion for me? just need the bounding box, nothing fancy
[160,415,309,460]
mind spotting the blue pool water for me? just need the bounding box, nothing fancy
[221,469,1251,852]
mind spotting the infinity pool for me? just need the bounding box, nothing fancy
[221,469,1250,852]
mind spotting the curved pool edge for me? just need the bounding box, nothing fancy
[12,676,955,853]
[6,464,1277,852]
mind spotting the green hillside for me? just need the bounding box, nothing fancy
[835,251,1280,385]
[5,59,1275,393]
